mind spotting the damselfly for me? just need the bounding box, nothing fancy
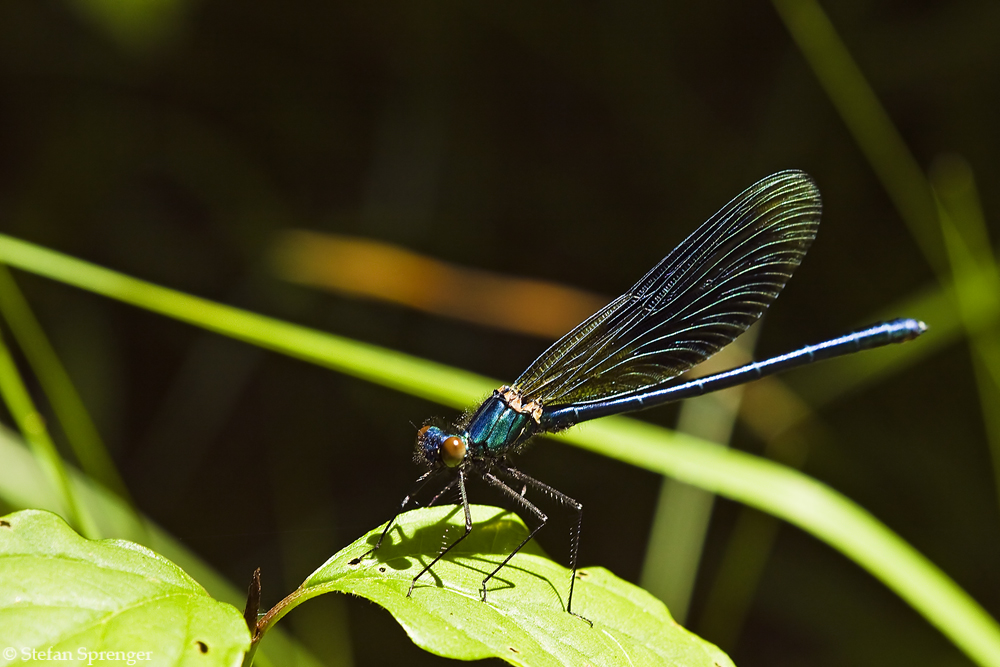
[352,170,926,623]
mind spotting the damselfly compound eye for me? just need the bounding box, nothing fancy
[441,436,466,467]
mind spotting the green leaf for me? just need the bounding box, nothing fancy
[263,505,732,667]
[0,509,250,667]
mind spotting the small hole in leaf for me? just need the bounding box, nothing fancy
[509,647,519,654]
[196,641,208,653]
[378,566,386,573]
[0,520,10,528]
[348,557,361,565]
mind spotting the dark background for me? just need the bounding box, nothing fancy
[1,1,998,666]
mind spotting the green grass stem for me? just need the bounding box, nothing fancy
[563,418,1000,667]
[771,0,947,275]
[0,235,489,412]
[0,265,132,501]
[931,158,1000,514]
[774,0,1000,513]
[0,328,99,538]
[640,331,757,623]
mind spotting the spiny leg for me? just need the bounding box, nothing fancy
[350,468,442,564]
[427,475,460,507]
[496,465,589,625]
[480,470,549,604]
[407,468,473,597]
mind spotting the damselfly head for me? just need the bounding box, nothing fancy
[415,425,467,469]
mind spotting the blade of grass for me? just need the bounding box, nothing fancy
[0,234,997,666]
[696,506,779,649]
[700,246,994,648]
[695,426,814,648]
[699,268,984,648]
[0,265,131,501]
[0,234,490,412]
[774,0,1000,515]
[705,279,955,647]
[0,327,98,538]
[562,417,1000,667]
[771,0,947,275]
[640,329,757,623]
[931,157,1000,515]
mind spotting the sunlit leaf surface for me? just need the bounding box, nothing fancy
[0,510,250,667]
[297,505,734,667]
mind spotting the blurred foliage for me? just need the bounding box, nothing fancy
[1,1,999,667]
[66,0,190,53]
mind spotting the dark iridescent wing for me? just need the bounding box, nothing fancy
[513,170,821,407]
